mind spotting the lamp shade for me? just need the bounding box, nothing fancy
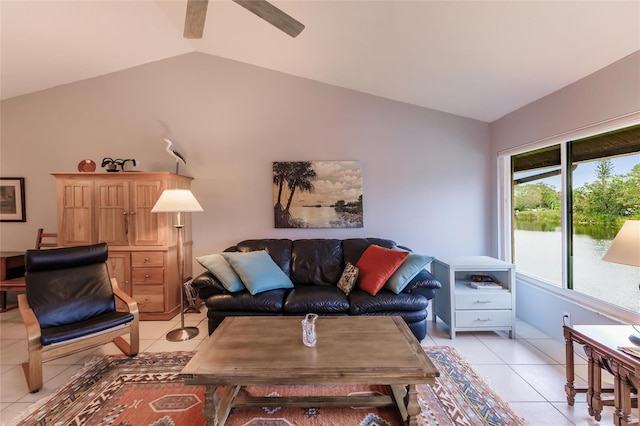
[602,220,640,267]
[151,189,203,213]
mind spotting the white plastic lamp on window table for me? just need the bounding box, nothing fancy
[602,220,640,346]
[151,189,204,341]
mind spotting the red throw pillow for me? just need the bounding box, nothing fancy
[355,245,409,296]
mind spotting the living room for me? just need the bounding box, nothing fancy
[1,1,639,425]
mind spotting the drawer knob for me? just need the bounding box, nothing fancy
[144,257,150,262]
[145,274,150,278]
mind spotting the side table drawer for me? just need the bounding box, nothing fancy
[455,310,512,328]
[132,252,164,267]
[456,292,511,310]
[132,268,164,284]
[133,285,164,312]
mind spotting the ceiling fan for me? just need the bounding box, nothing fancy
[184,0,305,39]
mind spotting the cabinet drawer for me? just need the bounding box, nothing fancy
[132,268,164,284]
[456,292,511,310]
[132,252,164,267]
[455,310,512,328]
[133,285,164,312]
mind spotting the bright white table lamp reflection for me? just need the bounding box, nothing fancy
[602,220,640,346]
[151,189,203,341]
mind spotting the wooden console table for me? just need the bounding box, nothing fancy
[0,251,26,312]
[564,325,639,426]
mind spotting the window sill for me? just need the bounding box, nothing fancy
[516,272,640,325]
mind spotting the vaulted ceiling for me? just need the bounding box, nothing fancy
[1,0,638,122]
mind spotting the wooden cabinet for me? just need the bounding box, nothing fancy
[432,256,516,339]
[52,172,194,320]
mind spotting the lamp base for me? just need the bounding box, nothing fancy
[166,326,199,342]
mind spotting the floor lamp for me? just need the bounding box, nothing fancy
[152,189,203,341]
[602,220,640,346]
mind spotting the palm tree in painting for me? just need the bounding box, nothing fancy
[273,162,293,210]
[273,161,317,227]
[283,162,317,212]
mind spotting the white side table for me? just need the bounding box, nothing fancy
[432,256,516,339]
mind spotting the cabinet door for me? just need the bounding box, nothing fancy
[58,180,93,246]
[95,180,130,245]
[129,180,163,246]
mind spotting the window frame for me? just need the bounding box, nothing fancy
[497,112,640,324]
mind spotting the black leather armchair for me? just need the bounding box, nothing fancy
[18,243,139,392]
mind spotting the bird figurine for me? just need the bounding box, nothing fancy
[164,138,186,174]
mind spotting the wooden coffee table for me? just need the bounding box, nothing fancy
[181,316,438,426]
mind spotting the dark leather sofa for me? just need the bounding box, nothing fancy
[192,238,441,341]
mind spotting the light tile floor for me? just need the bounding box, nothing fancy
[0,303,628,426]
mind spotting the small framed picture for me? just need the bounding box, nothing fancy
[0,177,26,222]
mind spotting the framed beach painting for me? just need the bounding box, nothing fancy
[0,177,26,222]
[273,161,363,228]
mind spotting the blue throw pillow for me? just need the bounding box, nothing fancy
[222,251,294,295]
[196,254,246,292]
[384,251,435,294]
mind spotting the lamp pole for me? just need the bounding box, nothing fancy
[151,189,203,342]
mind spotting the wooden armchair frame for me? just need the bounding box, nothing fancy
[18,278,139,393]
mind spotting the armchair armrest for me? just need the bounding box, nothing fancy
[18,293,42,352]
[111,278,139,318]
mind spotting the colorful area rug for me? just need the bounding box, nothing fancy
[13,347,524,426]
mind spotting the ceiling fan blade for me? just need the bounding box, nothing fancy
[233,0,304,38]
[184,0,209,39]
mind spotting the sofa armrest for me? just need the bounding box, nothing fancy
[404,269,441,292]
[191,272,227,300]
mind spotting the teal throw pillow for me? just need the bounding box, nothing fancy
[222,251,294,295]
[384,251,435,294]
[196,253,246,293]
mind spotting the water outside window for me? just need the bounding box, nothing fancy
[570,154,640,314]
[512,138,640,315]
[512,145,563,287]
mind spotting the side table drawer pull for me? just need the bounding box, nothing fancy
[476,317,493,322]
[475,300,492,304]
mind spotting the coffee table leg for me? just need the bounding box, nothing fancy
[203,386,219,426]
[203,385,241,426]
[404,384,420,426]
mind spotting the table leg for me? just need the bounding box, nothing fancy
[203,386,219,426]
[587,349,604,421]
[612,360,634,426]
[564,327,577,405]
[404,384,420,426]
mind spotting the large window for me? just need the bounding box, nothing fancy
[506,124,640,315]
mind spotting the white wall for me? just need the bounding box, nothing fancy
[490,51,640,339]
[0,52,492,273]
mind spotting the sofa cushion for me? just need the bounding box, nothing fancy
[384,252,435,294]
[222,251,294,295]
[284,286,350,314]
[196,254,246,293]
[290,239,343,285]
[204,288,287,312]
[337,262,359,295]
[348,289,428,314]
[355,245,408,296]
[235,239,293,276]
